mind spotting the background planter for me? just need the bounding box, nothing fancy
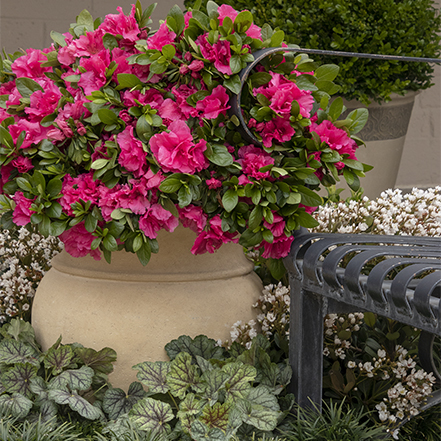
[32,227,262,389]
[342,92,418,198]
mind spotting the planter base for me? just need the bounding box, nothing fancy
[32,227,262,389]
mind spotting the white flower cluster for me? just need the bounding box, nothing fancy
[322,312,364,359]
[354,346,437,434]
[226,282,290,348]
[0,226,62,322]
[313,187,441,237]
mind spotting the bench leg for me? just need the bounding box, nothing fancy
[289,276,325,411]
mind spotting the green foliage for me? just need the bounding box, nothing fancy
[280,401,387,440]
[128,334,293,440]
[185,0,441,104]
[0,319,116,422]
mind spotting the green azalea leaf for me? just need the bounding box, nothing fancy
[267,258,287,282]
[75,347,117,375]
[1,363,38,397]
[347,108,369,135]
[159,175,183,193]
[296,210,319,228]
[343,158,364,171]
[50,30,66,47]
[167,5,185,36]
[0,340,39,366]
[117,73,143,89]
[48,389,103,420]
[270,30,284,47]
[238,228,263,248]
[15,77,44,99]
[103,33,119,50]
[297,185,323,207]
[133,361,170,394]
[130,397,174,434]
[91,158,109,170]
[315,64,340,82]
[0,393,32,418]
[205,144,234,167]
[103,382,146,420]
[0,126,14,150]
[167,352,201,399]
[137,241,152,266]
[222,362,256,400]
[46,178,62,198]
[328,97,343,121]
[48,365,94,391]
[223,75,241,95]
[235,398,279,431]
[222,189,238,212]
[44,345,75,375]
[97,108,118,125]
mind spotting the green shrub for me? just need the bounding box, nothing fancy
[185,0,441,104]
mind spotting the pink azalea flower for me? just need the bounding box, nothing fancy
[238,145,274,179]
[191,215,238,254]
[11,157,33,173]
[171,84,200,119]
[312,120,358,165]
[99,5,140,43]
[60,173,100,216]
[122,89,164,108]
[158,98,182,121]
[25,80,62,122]
[263,212,286,238]
[8,120,51,149]
[139,203,179,239]
[72,29,105,57]
[98,184,123,222]
[147,22,176,51]
[206,177,222,189]
[196,85,230,119]
[12,192,35,226]
[115,181,150,215]
[11,49,51,79]
[78,49,111,95]
[59,223,102,260]
[149,120,209,174]
[259,118,295,148]
[260,234,294,259]
[139,169,165,190]
[196,34,232,75]
[178,205,207,233]
[254,72,314,118]
[218,4,262,39]
[117,126,147,177]
[0,163,13,193]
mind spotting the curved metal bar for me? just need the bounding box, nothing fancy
[230,47,441,146]
[389,264,439,317]
[412,271,441,321]
[366,258,441,305]
[418,331,441,384]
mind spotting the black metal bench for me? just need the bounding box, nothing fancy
[283,228,441,422]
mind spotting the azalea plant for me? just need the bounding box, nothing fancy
[0,1,369,266]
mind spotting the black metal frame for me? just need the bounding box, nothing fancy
[283,228,441,419]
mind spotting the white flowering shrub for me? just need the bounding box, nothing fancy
[0,225,62,322]
[313,187,441,237]
[229,188,441,435]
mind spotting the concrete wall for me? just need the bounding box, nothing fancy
[0,0,440,191]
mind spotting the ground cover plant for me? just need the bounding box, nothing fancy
[0,187,440,440]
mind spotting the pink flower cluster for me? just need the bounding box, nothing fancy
[0,3,364,264]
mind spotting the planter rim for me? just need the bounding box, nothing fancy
[342,91,421,109]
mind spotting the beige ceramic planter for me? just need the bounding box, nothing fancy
[341,92,418,199]
[32,226,262,390]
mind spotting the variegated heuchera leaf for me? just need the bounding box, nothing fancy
[222,362,257,400]
[133,360,170,394]
[130,397,174,434]
[165,335,224,362]
[0,339,39,366]
[75,346,117,375]
[1,362,38,397]
[48,389,103,420]
[103,382,146,420]
[44,345,75,375]
[0,393,33,418]
[167,352,201,399]
[48,365,94,391]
